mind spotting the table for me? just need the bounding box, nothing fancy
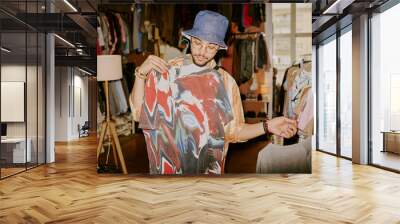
[381,131,400,154]
[1,138,32,164]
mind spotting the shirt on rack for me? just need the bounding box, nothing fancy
[287,68,312,120]
[297,87,313,137]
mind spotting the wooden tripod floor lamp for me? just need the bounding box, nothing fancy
[97,55,127,174]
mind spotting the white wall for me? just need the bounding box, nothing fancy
[55,67,69,141]
[54,66,89,141]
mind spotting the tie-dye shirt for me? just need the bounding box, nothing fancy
[130,55,246,174]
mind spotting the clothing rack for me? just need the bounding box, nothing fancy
[231,32,265,40]
[98,5,134,13]
[292,58,311,68]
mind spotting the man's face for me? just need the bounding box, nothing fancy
[190,37,220,66]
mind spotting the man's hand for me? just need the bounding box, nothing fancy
[268,117,297,139]
[138,55,169,75]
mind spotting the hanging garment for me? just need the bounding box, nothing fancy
[242,4,253,28]
[249,4,266,27]
[256,35,271,71]
[275,67,291,117]
[139,62,233,175]
[132,5,142,51]
[115,13,129,54]
[227,34,271,85]
[296,87,314,138]
[116,13,126,45]
[287,68,312,120]
[109,80,129,115]
[239,39,255,84]
[99,14,110,54]
[122,18,131,54]
[231,5,245,32]
[283,66,300,117]
[97,16,105,48]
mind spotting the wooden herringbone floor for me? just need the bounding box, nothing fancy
[1,136,400,224]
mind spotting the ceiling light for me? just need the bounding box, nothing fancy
[1,47,11,53]
[78,67,92,76]
[54,34,75,48]
[63,0,78,12]
[322,0,342,14]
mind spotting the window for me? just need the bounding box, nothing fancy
[272,3,312,84]
[370,2,400,171]
[272,4,291,34]
[317,37,337,154]
[296,4,312,33]
[339,28,352,158]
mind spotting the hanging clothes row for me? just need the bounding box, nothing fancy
[231,4,266,33]
[274,60,313,143]
[221,32,271,85]
[97,12,131,55]
[97,11,131,116]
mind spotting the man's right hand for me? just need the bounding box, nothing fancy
[268,117,297,139]
[138,55,169,76]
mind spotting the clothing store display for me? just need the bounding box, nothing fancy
[98,11,149,55]
[276,62,313,144]
[227,33,271,85]
[139,57,233,174]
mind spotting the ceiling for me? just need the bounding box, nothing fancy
[0,0,97,74]
[310,0,390,43]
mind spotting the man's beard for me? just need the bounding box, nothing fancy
[192,55,212,66]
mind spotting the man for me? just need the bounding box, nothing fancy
[130,10,297,174]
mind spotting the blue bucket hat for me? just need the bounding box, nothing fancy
[182,10,229,50]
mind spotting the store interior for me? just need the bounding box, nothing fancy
[95,3,312,173]
[0,0,398,177]
[0,0,399,222]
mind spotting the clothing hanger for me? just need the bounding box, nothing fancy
[231,32,265,40]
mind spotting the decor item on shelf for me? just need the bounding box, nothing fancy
[97,55,127,174]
